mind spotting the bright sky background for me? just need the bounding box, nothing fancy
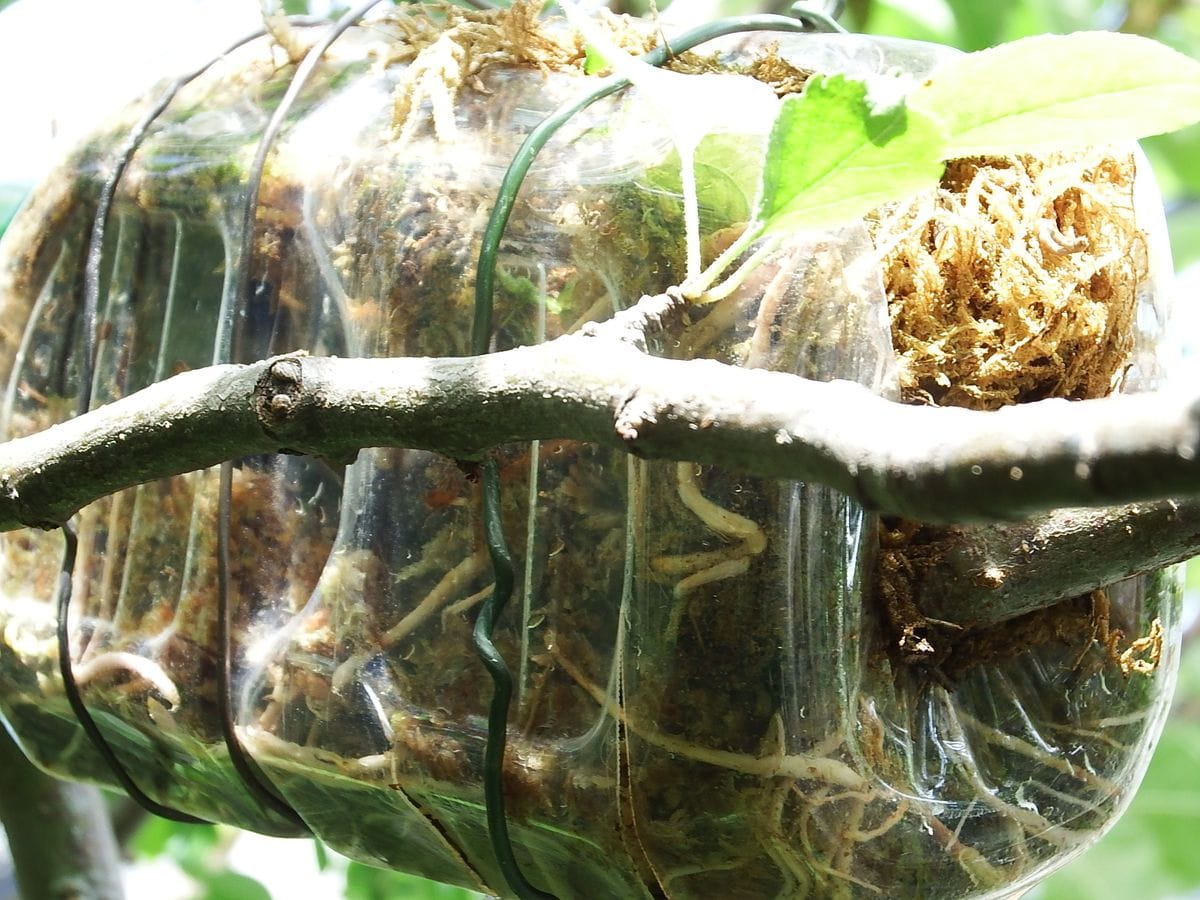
[0,0,266,184]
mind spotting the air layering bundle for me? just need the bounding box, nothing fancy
[0,5,1184,898]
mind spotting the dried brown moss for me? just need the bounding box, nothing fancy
[383,5,813,143]
[875,148,1145,410]
[385,1,657,139]
[872,147,1156,674]
[665,41,813,96]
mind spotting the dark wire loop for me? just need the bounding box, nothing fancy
[56,524,207,824]
[473,460,556,900]
[216,464,309,833]
[62,15,342,829]
[216,0,390,833]
[790,0,848,32]
[60,24,284,827]
[76,25,279,420]
[229,0,387,362]
[469,8,843,899]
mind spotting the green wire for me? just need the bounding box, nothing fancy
[470,10,843,355]
[468,9,845,899]
[473,459,554,900]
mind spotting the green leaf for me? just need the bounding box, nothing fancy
[909,32,1200,158]
[166,825,221,881]
[128,815,180,859]
[583,43,610,76]
[859,0,955,45]
[129,816,219,869]
[755,75,944,237]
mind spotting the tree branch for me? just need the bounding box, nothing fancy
[0,727,125,900]
[2,294,1200,533]
[905,497,1200,628]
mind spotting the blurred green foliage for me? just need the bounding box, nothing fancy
[130,821,273,900]
[343,861,482,899]
[127,816,485,899]
[1033,631,1200,899]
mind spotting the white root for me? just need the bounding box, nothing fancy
[653,462,767,601]
[957,710,1120,795]
[382,549,489,647]
[72,651,181,708]
[551,642,866,791]
[441,583,495,623]
[935,690,1092,852]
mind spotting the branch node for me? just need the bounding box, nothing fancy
[583,289,691,349]
[255,352,309,436]
[615,389,656,452]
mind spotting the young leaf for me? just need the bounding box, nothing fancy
[755,75,945,239]
[583,42,610,76]
[909,32,1200,158]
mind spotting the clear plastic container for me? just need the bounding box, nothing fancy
[0,13,1182,898]
[0,27,381,834]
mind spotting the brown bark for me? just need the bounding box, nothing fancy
[906,498,1200,627]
